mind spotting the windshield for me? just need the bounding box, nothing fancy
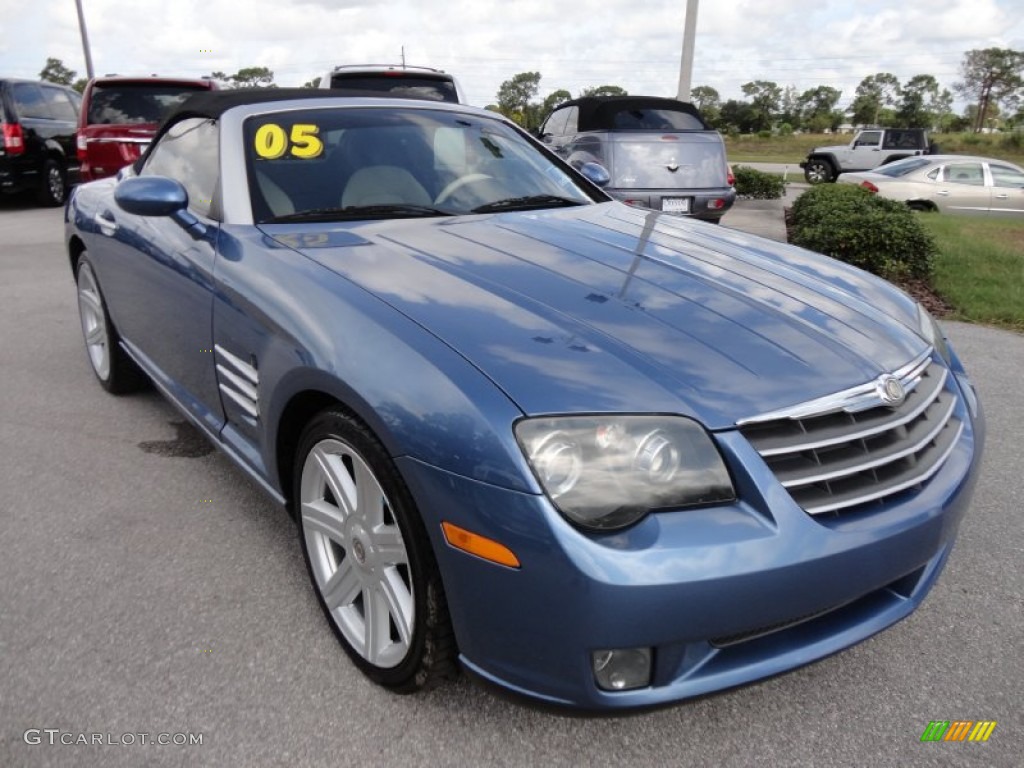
[874,157,934,178]
[245,107,596,222]
[87,83,210,125]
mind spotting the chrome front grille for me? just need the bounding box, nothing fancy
[739,351,963,516]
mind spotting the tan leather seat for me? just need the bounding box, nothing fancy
[341,166,432,207]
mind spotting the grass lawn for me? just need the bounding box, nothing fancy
[724,132,1024,166]
[918,215,1024,330]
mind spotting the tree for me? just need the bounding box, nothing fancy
[895,74,941,128]
[579,85,627,98]
[719,99,759,134]
[690,85,721,124]
[797,86,842,132]
[777,85,802,131]
[496,71,541,127]
[963,102,1001,131]
[40,57,76,86]
[848,73,901,126]
[931,88,955,132]
[303,76,322,88]
[740,80,782,132]
[229,66,275,88]
[954,48,1024,132]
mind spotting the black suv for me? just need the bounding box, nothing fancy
[1,78,81,205]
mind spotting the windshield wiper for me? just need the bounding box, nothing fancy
[471,195,586,214]
[267,203,451,223]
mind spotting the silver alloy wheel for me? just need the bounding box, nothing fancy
[805,160,831,184]
[46,164,64,202]
[77,261,111,380]
[300,438,414,668]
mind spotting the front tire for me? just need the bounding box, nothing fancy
[295,409,456,692]
[75,254,147,393]
[37,159,66,206]
[803,158,834,184]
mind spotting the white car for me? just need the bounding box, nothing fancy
[837,155,1024,216]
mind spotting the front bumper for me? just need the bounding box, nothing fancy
[397,376,984,710]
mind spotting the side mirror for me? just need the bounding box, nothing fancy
[114,175,206,237]
[115,175,188,216]
[578,161,611,188]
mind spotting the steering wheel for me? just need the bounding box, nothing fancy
[434,173,494,206]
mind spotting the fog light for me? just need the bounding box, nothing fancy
[592,647,651,691]
[708,198,726,210]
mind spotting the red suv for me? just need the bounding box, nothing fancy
[77,76,217,182]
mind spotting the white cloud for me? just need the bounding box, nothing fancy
[2,0,1021,111]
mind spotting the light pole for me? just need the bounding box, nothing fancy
[74,0,95,80]
[676,0,699,102]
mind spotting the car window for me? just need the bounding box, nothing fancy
[244,107,594,222]
[11,83,51,119]
[141,117,219,218]
[327,75,458,103]
[854,131,882,147]
[875,157,933,177]
[610,108,703,131]
[41,86,79,122]
[563,106,579,135]
[88,83,210,125]
[541,108,570,137]
[882,130,921,150]
[989,164,1024,188]
[942,163,985,186]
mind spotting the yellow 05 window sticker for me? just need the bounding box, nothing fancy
[253,123,323,160]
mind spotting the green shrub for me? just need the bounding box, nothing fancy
[778,123,794,136]
[733,165,787,199]
[1000,132,1023,151]
[757,129,773,139]
[789,184,936,281]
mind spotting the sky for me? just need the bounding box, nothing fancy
[1,0,1021,112]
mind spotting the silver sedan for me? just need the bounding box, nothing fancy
[837,154,1024,216]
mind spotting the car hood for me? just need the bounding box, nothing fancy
[268,203,926,429]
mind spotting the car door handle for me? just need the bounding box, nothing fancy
[936,190,950,196]
[995,193,1009,199]
[94,211,117,236]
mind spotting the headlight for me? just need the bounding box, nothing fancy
[916,304,950,364]
[514,415,735,531]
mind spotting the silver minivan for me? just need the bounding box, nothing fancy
[538,96,735,222]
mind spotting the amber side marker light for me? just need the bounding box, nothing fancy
[441,522,521,568]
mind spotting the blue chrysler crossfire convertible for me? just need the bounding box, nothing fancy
[65,89,984,710]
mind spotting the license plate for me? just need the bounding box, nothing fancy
[661,197,690,213]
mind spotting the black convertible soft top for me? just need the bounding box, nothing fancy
[133,88,339,172]
[557,96,709,132]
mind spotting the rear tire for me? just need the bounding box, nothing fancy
[75,254,148,394]
[295,408,457,692]
[803,158,834,184]
[37,159,66,206]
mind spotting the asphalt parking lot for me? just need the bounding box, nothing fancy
[1,199,1020,768]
